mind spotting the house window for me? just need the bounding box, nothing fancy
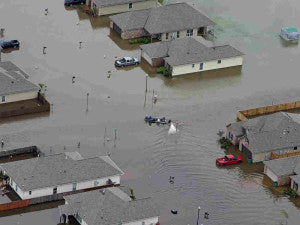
[294,146,297,150]
[10,179,13,186]
[186,29,193,36]
[1,96,5,102]
[165,33,169,40]
[29,190,32,195]
[199,63,203,70]
[129,3,132,9]
[177,31,180,38]
[16,185,18,191]
[142,222,145,225]
[72,183,77,191]
[192,64,195,68]
[53,187,57,194]
[218,60,222,64]
[94,180,99,187]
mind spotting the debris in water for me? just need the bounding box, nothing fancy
[43,46,47,54]
[171,210,178,214]
[204,212,209,219]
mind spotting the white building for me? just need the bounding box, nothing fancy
[86,0,157,16]
[0,152,124,200]
[0,61,40,104]
[59,187,160,225]
[141,37,243,77]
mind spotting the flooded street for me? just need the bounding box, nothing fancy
[1,0,300,224]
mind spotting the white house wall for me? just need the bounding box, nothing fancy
[170,56,243,76]
[161,28,198,42]
[10,175,121,200]
[265,167,278,182]
[0,90,38,104]
[141,51,153,66]
[97,0,157,16]
[123,217,159,225]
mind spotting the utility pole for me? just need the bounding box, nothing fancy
[145,75,148,92]
[86,93,90,112]
[196,206,201,225]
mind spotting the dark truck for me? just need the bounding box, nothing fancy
[64,0,86,6]
[0,40,20,50]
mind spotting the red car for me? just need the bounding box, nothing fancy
[216,154,242,166]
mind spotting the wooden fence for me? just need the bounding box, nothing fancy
[271,151,300,160]
[0,200,30,211]
[237,100,300,121]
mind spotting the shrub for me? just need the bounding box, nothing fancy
[156,66,169,76]
[129,37,150,44]
[38,83,45,88]
[283,189,297,198]
[130,188,136,200]
[218,137,232,149]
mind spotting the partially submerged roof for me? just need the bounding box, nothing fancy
[0,61,39,96]
[264,156,300,177]
[110,9,150,31]
[60,188,159,225]
[141,37,243,66]
[94,0,148,7]
[0,152,124,191]
[229,112,300,153]
[110,3,215,33]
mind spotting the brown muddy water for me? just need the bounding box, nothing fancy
[0,0,300,224]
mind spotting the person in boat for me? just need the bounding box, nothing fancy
[145,115,149,120]
[161,117,166,123]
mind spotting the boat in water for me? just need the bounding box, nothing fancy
[144,116,171,125]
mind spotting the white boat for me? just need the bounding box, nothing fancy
[168,122,177,134]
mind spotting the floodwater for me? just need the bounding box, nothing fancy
[0,0,300,224]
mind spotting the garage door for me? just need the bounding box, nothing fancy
[113,23,122,35]
[266,167,278,182]
[241,144,252,159]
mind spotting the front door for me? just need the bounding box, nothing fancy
[294,181,299,191]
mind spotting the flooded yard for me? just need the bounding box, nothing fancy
[0,0,300,224]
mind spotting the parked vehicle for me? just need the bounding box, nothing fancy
[64,0,86,6]
[115,57,140,67]
[216,154,242,166]
[0,40,19,49]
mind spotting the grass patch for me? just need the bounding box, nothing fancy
[218,137,232,150]
[283,189,297,198]
[129,37,150,44]
[156,66,169,77]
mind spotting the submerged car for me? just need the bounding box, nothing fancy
[280,27,299,42]
[216,154,242,166]
[64,0,86,6]
[115,57,140,67]
[0,40,19,49]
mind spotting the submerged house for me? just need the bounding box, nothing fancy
[227,112,300,163]
[59,187,160,224]
[0,61,40,105]
[0,152,124,200]
[264,156,299,195]
[110,3,215,40]
[141,37,243,76]
[86,0,157,16]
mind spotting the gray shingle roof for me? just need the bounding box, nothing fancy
[60,188,159,225]
[0,153,123,191]
[229,112,300,153]
[0,61,39,96]
[264,156,300,177]
[291,174,300,184]
[141,37,243,66]
[94,0,147,7]
[110,9,150,31]
[110,3,215,33]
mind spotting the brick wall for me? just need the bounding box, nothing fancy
[152,58,165,67]
[121,28,147,40]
